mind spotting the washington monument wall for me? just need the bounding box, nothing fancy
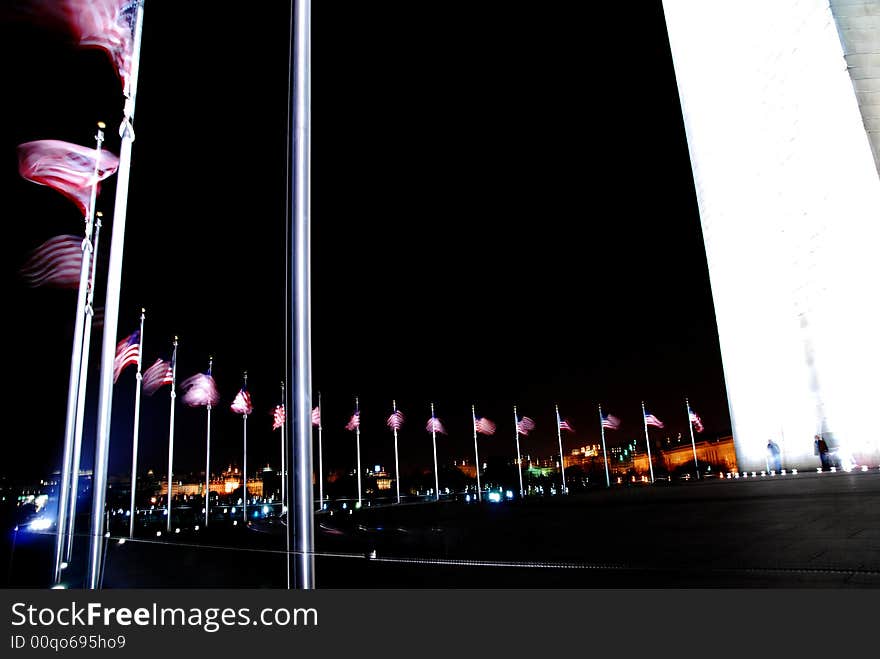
[662,0,880,471]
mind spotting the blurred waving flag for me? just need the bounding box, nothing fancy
[4,1,139,91]
[230,383,253,416]
[557,414,574,433]
[689,409,704,433]
[141,358,173,396]
[644,410,664,429]
[601,413,621,430]
[312,406,321,427]
[180,371,220,408]
[19,235,85,288]
[345,410,360,431]
[17,139,119,216]
[474,416,496,436]
[112,330,139,383]
[426,416,447,435]
[386,409,405,431]
[516,416,536,436]
[272,404,286,430]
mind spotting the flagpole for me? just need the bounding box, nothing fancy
[204,356,213,528]
[598,404,610,488]
[127,308,145,538]
[641,401,655,483]
[242,371,249,524]
[64,209,104,564]
[54,123,104,585]
[87,0,146,590]
[392,400,401,504]
[355,397,362,507]
[430,403,439,502]
[280,382,286,513]
[472,405,481,502]
[317,392,323,511]
[513,405,524,498]
[555,404,567,495]
[686,397,700,479]
[165,337,178,532]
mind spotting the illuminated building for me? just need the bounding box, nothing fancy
[663,0,880,470]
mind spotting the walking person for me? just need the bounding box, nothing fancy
[814,434,830,470]
[767,439,782,472]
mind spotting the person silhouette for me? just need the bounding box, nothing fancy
[767,439,782,472]
[814,434,830,470]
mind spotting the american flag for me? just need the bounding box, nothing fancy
[112,330,139,383]
[180,372,220,408]
[71,0,139,91]
[141,358,173,396]
[689,409,704,433]
[474,416,496,436]
[386,409,405,431]
[273,404,286,430]
[312,406,321,427]
[19,235,85,288]
[601,414,621,430]
[426,416,447,434]
[557,415,574,433]
[516,416,536,436]
[345,411,360,431]
[230,385,253,415]
[17,139,119,216]
[644,411,665,429]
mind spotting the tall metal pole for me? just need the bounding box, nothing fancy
[204,356,213,528]
[288,0,314,590]
[555,405,567,494]
[641,401,655,483]
[472,405,481,501]
[317,392,323,510]
[280,382,286,512]
[513,405,524,497]
[54,124,105,584]
[598,404,611,488]
[165,337,178,532]
[392,400,401,504]
[65,208,104,564]
[355,397,362,507]
[686,397,700,479]
[242,371,249,524]
[431,403,439,501]
[127,308,145,538]
[86,1,146,590]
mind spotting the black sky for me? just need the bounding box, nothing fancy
[1,2,729,483]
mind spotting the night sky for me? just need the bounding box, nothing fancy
[1,2,729,484]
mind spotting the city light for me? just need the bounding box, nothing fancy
[28,517,52,532]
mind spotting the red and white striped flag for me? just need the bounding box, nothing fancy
[345,411,360,431]
[516,416,536,436]
[273,404,286,430]
[112,330,139,383]
[230,386,253,415]
[141,358,173,395]
[426,416,447,435]
[601,413,621,430]
[312,406,321,427]
[689,409,704,433]
[557,416,574,433]
[474,416,496,436]
[644,411,664,429]
[180,372,220,408]
[18,235,85,288]
[386,409,405,431]
[17,139,119,216]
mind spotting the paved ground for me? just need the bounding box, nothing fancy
[6,468,880,588]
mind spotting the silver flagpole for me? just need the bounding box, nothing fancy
[598,404,610,488]
[166,337,177,532]
[242,371,248,524]
[86,0,146,590]
[355,397,362,507]
[641,401,655,483]
[317,392,323,510]
[65,208,104,564]
[555,404,567,495]
[686,397,700,479]
[513,405,523,498]
[204,356,213,528]
[54,123,105,585]
[472,405,481,502]
[392,400,401,504]
[127,308,145,538]
[430,403,439,501]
